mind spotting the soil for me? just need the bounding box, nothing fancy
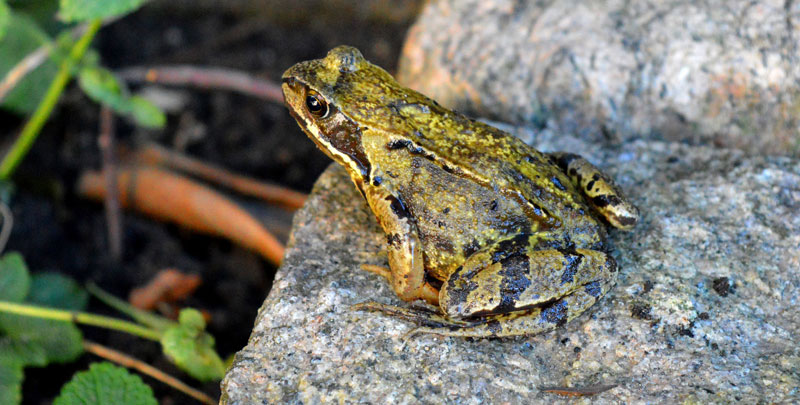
[2,2,420,402]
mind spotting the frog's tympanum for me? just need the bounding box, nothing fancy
[282,46,639,337]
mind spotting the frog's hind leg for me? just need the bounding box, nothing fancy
[428,243,618,338]
[549,152,639,230]
[412,275,616,338]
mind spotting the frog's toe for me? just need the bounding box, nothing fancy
[351,300,454,328]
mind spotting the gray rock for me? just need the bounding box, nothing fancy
[221,130,800,403]
[398,0,800,155]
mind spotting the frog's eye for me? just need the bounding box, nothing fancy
[305,91,329,118]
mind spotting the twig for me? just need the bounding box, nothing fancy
[0,45,52,103]
[135,142,307,210]
[118,65,284,104]
[83,340,217,405]
[0,19,103,180]
[98,106,123,260]
[0,201,12,254]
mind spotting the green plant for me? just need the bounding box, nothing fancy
[0,252,224,404]
[0,0,165,180]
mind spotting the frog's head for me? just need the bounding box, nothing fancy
[281,46,420,181]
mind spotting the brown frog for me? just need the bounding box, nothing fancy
[281,46,638,337]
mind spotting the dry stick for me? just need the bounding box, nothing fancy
[83,340,217,405]
[135,142,307,211]
[99,106,123,260]
[118,65,284,104]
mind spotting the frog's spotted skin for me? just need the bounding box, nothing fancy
[282,46,639,338]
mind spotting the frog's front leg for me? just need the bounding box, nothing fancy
[357,235,618,338]
[549,152,639,230]
[361,184,439,304]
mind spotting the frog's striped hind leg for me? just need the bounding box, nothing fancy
[411,275,616,338]
[549,152,639,230]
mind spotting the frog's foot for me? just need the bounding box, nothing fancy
[352,301,472,329]
[549,152,639,230]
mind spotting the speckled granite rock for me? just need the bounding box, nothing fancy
[399,0,800,155]
[221,128,800,403]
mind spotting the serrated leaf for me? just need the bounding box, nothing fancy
[128,95,165,128]
[0,337,47,367]
[29,273,88,311]
[59,0,147,23]
[0,0,10,41]
[0,13,58,114]
[78,65,129,112]
[161,308,225,381]
[0,360,23,405]
[0,252,30,302]
[53,362,157,405]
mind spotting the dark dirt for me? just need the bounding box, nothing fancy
[2,2,419,402]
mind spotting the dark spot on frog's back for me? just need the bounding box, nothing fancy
[551,176,567,191]
[584,280,603,298]
[592,194,622,208]
[495,254,532,313]
[462,239,481,259]
[557,248,583,285]
[385,195,410,219]
[586,174,600,192]
[491,234,529,263]
[540,299,568,327]
[386,139,411,150]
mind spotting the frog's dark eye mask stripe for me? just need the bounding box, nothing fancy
[281,77,372,182]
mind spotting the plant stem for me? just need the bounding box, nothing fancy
[0,300,162,341]
[0,18,103,180]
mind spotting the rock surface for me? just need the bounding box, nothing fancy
[221,126,800,403]
[399,0,800,155]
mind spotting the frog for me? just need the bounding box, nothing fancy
[281,46,639,337]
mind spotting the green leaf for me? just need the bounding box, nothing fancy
[29,273,88,311]
[0,252,30,303]
[0,0,10,41]
[0,361,23,405]
[0,13,58,114]
[53,362,157,405]
[0,337,47,367]
[59,0,147,23]
[78,66,166,129]
[128,96,165,128]
[0,315,83,363]
[78,65,129,112]
[161,308,225,381]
